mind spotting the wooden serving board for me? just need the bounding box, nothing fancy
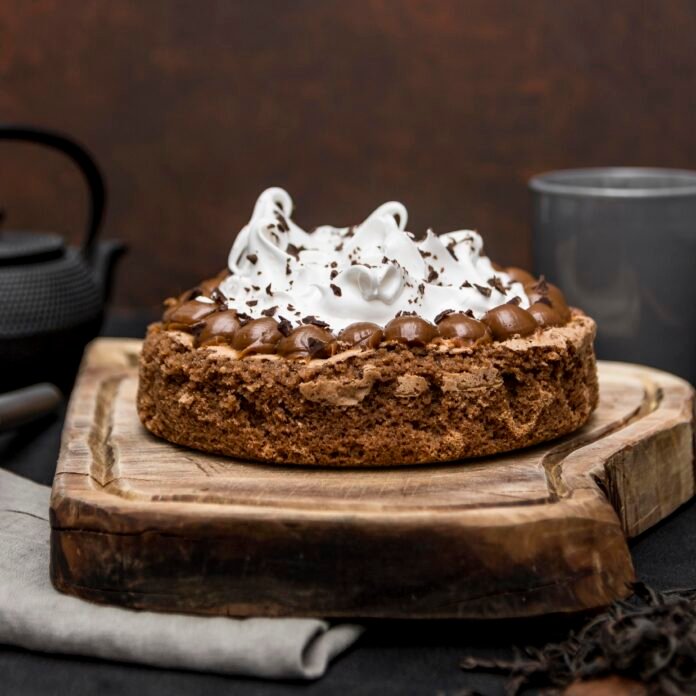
[50,339,695,619]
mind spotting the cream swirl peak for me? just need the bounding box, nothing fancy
[213,188,530,332]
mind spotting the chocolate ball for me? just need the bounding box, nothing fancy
[197,269,230,297]
[338,322,384,349]
[384,316,439,346]
[505,267,536,285]
[436,313,491,346]
[277,325,337,359]
[525,279,571,322]
[174,286,204,305]
[232,318,283,355]
[197,310,242,345]
[164,300,217,328]
[483,305,537,340]
[528,302,563,328]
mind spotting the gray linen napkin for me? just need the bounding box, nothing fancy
[0,468,363,679]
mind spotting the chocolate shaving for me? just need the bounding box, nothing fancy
[474,283,492,297]
[246,299,258,307]
[427,266,439,283]
[274,213,290,232]
[335,242,344,252]
[330,261,338,268]
[235,311,252,324]
[460,280,472,289]
[434,309,455,324]
[251,285,260,292]
[285,258,291,276]
[277,316,292,336]
[446,240,458,260]
[330,283,342,297]
[418,283,426,295]
[330,269,339,280]
[246,254,258,265]
[302,315,330,329]
[261,305,278,317]
[464,309,475,318]
[286,243,302,259]
[487,275,506,294]
[396,310,417,317]
[265,283,273,296]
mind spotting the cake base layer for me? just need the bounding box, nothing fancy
[137,315,599,466]
[50,340,696,619]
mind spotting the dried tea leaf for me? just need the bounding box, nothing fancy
[461,584,696,695]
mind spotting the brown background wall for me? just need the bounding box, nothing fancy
[1,0,695,311]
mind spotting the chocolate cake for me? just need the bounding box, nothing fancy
[137,188,598,466]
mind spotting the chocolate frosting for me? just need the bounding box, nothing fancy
[161,263,575,358]
[197,269,230,297]
[505,266,536,285]
[384,316,439,346]
[231,318,283,355]
[169,271,230,310]
[338,322,384,349]
[525,279,571,322]
[483,305,537,340]
[277,325,337,359]
[164,300,217,329]
[175,287,204,305]
[436,313,491,346]
[197,310,242,345]
[529,302,563,328]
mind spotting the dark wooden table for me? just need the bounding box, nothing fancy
[1,312,695,695]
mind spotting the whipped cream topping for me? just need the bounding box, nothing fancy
[213,188,530,332]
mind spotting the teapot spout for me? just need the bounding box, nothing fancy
[90,239,127,303]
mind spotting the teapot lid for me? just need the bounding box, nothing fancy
[0,230,66,265]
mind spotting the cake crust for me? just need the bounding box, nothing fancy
[137,313,599,467]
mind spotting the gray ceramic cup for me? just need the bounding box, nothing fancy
[529,168,696,385]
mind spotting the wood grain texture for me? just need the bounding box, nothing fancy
[50,339,695,619]
[2,1,696,309]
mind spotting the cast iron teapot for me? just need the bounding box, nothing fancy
[0,125,125,392]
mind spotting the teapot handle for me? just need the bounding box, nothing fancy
[0,124,105,255]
